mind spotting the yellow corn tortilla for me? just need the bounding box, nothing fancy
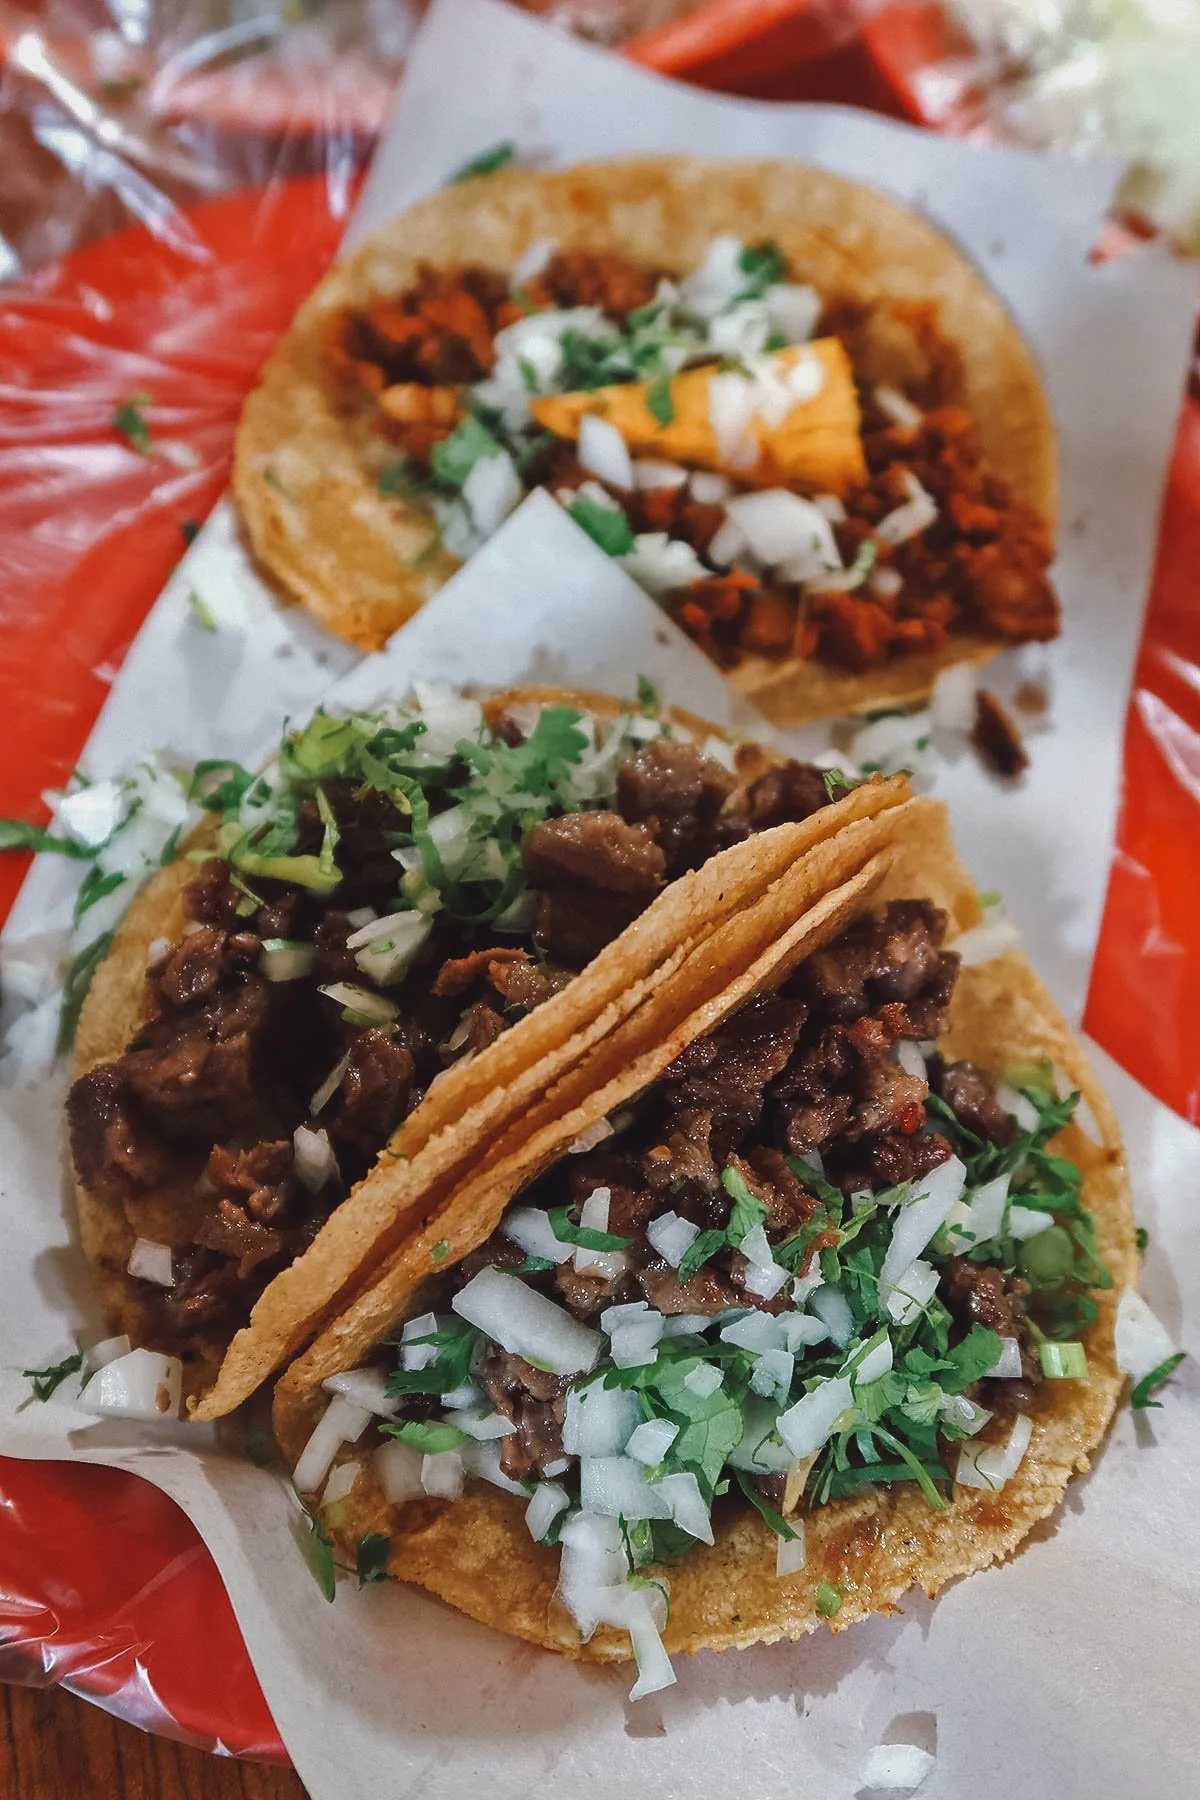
[68,687,909,1416]
[235,155,1056,723]
[273,797,1134,1662]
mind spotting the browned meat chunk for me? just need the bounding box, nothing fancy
[941,1257,1030,1339]
[616,738,738,872]
[801,899,957,1029]
[433,946,535,997]
[207,1139,298,1223]
[666,997,807,1142]
[523,812,666,895]
[936,1060,1017,1145]
[123,982,270,1140]
[638,1258,741,1316]
[193,1198,286,1279]
[533,885,643,968]
[183,859,243,928]
[155,926,257,1010]
[482,1350,568,1480]
[67,1064,168,1204]
[973,690,1029,778]
[744,760,848,830]
[330,1029,414,1152]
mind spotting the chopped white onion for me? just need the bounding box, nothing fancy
[556,1509,631,1640]
[707,369,760,471]
[421,1449,465,1500]
[955,1412,1034,1492]
[777,1374,855,1459]
[541,1456,570,1479]
[656,1471,714,1543]
[679,234,747,320]
[880,1155,967,1291]
[720,1310,781,1352]
[625,1418,679,1465]
[853,1334,894,1386]
[775,1523,807,1577]
[930,660,978,734]
[463,446,522,536]
[400,1311,442,1372]
[292,1395,371,1493]
[309,1051,351,1116]
[323,1367,398,1417]
[945,1173,1010,1252]
[874,384,924,430]
[599,1300,650,1333]
[869,565,904,599]
[57,779,124,848]
[502,1205,572,1265]
[708,514,749,565]
[260,942,315,982]
[624,1588,678,1702]
[1114,1288,1178,1381]
[942,1395,992,1437]
[885,1258,939,1326]
[996,1083,1041,1133]
[317,982,398,1025]
[848,708,933,777]
[724,489,841,577]
[579,414,634,491]
[82,1333,132,1376]
[146,936,172,971]
[858,1743,936,1792]
[344,906,377,929]
[875,470,938,546]
[646,1211,700,1268]
[893,1039,927,1082]
[1007,1203,1054,1240]
[374,1437,423,1504]
[126,1237,174,1287]
[689,470,731,503]
[580,1455,672,1521]
[512,237,557,284]
[619,532,709,595]
[660,1313,714,1338]
[574,1187,615,1274]
[809,1284,855,1349]
[562,1380,642,1458]
[568,1118,614,1155]
[321,1460,361,1507]
[750,1347,795,1399]
[350,910,432,987]
[742,1258,791,1302]
[708,298,772,361]
[78,1347,182,1422]
[461,1439,528,1494]
[453,1407,517,1442]
[610,1316,664,1368]
[633,458,688,491]
[953,914,1022,967]
[525,1481,570,1542]
[683,1363,724,1398]
[781,1312,831,1351]
[441,1382,485,1411]
[763,282,821,343]
[293,1125,337,1194]
[986,1336,1024,1380]
[453,1268,603,1376]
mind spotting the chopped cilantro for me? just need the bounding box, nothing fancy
[23,1351,83,1401]
[57,932,114,1055]
[676,1227,729,1286]
[515,1254,555,1274]
[734,1469,798,1539]
[821,768,859,801]
[382,1420,467,1454]
[429,415,501,489]
[737,240,786,298]
[0,819,92,858]
[566,493,636,557]
[815,1581,844,1618]
[636,674,659,714]
[73,865,125,925]
[378,460,419,497]
[1135,1227,1149,1253]
[356,1532,391,1586]
[646,373,675,426]
[188,758,256,813]
[402,525,445,570]
[449,140,516,183]
[721,1164,768,1246]
[112,391,154,456]
[431,1239,450,1264]
[1130,1352,1185,1410]
[306,1513,337,1602]
[978,890,1002,909]
[547,1205,634,1253]
[180,518,200,545]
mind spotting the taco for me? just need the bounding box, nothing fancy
[65,682,911,1416]
[272,795,1133,1697]
[235,155,1058,724]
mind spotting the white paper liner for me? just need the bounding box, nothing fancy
[1,3,1198,1795]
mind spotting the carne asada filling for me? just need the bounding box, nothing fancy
[368,899,1108,1549]
[67,692,853,1348]
[329,243,1058,674]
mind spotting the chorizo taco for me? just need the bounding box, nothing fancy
[235,155,1058,724]
[66,682,913,1418]
[272,797,1133,1697]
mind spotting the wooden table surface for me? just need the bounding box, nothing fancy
[1,1683,308,1800]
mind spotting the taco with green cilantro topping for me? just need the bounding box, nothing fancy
[63,684,912,1419]
[271,795,1133,1696]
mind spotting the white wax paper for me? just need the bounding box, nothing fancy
[2,3,1198,1796]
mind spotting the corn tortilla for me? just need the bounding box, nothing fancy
[274,799,1134,1660]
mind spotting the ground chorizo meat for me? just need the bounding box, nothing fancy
[528,249,662,322]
